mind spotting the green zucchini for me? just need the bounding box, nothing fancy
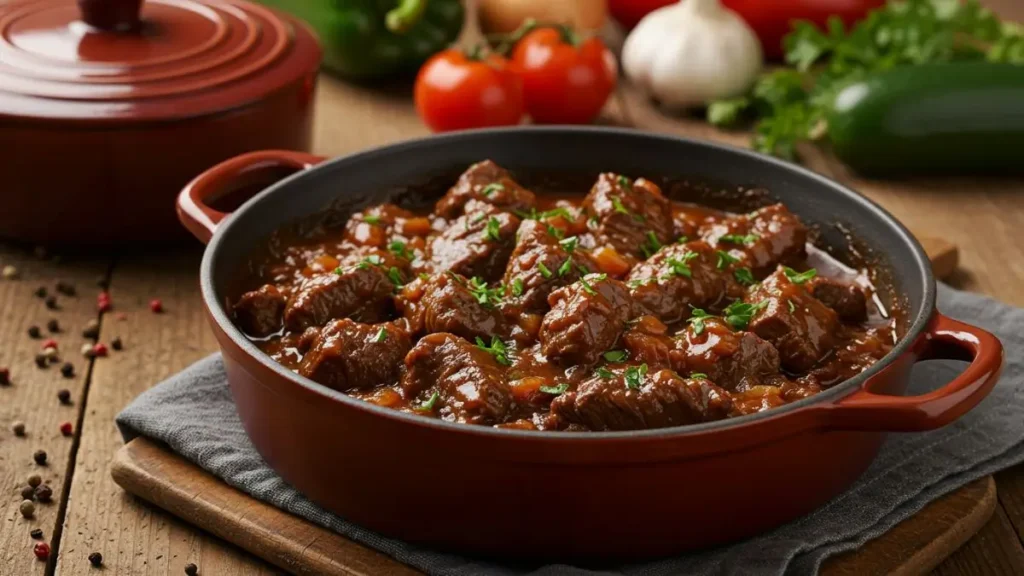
[827,63,1024,176]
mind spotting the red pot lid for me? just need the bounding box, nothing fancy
[0,0,321,123]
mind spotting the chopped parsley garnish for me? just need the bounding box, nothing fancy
[363,215,381,225]
[415,391,439,412]
[538,262,553,279]
[616,175,632,188]
[624,363,648,390]
[485,217,502,242]
[388,240,413,260]
[734,267,755,286]
[480,182,504,197]
[595,367,615,379]
[627,278,651,289]
[603,350,627,363]
[720,233,759,245]
[667,251,699,278]
[541,207,574,221]
[475,336,511,366]
[611,195,631,216]
[716,250,741,270]
[418,272,431,281]
[788,299,796,313]
[373,326,387,343]
[539,383,569,395]
[688,307,711,335]
[783,266,817,284]
[641,231,662,258]
[587,216,599,228]
[511,278,524,297]
[471,213,486,225]
[559,236,579,253]
[578,273,607,296]
[546,224,565,239]
[466,277,504,308]
[723,300,768,330]
[387,267,404,287]
[690,372,708,380]
[677,236,689,244]
[357,254,384,270]
[558,259,572,277]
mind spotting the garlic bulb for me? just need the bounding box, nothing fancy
[622,0,763,109]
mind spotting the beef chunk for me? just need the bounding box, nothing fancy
[298,319,411,392]
[427,208,519,282]
[435,160,536,218]
[502,220,596,313]
[550,366,732,431]
[401,333,513,425]
[675,317,781,392]
[540,274,637,366]
[701,204,808,274]
[621,315,677,369]
[419,273,509,341]
[283,265,395,331]
[806,277,868,322]
[627,241,743,324]
[583,174,674,260]
[746,267,839,372]
[233,284,286,337]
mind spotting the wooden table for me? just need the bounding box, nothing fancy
[3,3,1024,574]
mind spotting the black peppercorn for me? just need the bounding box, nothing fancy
[60,363,74,378]
[55,281,76,296]
[33,450,47,465]
[44,295,58,310]
[57,389,71,404]
[28,326,41,338]
[34,354,47,368]
[20,485,35,500]
[35,287,48,299]
[12,421,26,436]
[184,563,198,576]
[34,484,52,503]
[88,552,103,567]
[47,319,60,333]
[30,528,43,540]
[111,337,123,351]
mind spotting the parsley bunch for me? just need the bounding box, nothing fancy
[709,0,1024,159]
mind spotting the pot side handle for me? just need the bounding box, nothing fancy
[827,313,1003,432]
[177,150,326,244]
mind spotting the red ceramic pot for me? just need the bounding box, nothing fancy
[177,128,1003,560]
[0,0,320,246]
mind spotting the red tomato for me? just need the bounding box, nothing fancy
[607,0,675,30]
[510,28,617,125]
[721,0,886,60]
[414,49,524,133]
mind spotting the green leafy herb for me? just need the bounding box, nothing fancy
[783,266,817,284]
[587,216,599,228]
[667,251,699,278]
[578,273,607,296]
[542,207,574,221]
[546,223,565,239]
[475,336,511,366]
[624,363,649,390]
[595,367,615,379]
[617,175,632,188]
[388,240,413,260]
[720,233,759,245]
[387,267,404,287]
[603,350,627,363]
[540,383,569,395]
[363,215,381,225]
[627,278,652,289]
[511,278,524,297]
[486,217,502,242]
[716,250,741,270]
[538,262,553,279]
[641,231,663,259]
[723,300,768,330]
[418,272,431,281]
[611,195,631,216]
[788,299,797,313]
[416,391,440,412]
[466,277,504,308]
[734,267,756,286]
[481,182,504,197]
[677,236,690,244]
[688,307,711,335]
[690,372,708,380]
[373,326,387,343]
[559,236,579,253]
[558,259,572,277]
[357,254,384,270]
[708,0,1024,159]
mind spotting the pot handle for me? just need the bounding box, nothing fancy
[827,313,1003,431]
[177,150,326,244]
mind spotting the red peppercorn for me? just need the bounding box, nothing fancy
[60,422,72,436]
[92,343,108,357]
[149,299,164,313]
[97,292,112,313]
[41,339,58,351]
[33,542,50,561]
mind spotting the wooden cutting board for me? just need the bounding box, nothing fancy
[112,437,993,576]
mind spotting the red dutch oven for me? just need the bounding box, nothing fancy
[177,128,1003,560]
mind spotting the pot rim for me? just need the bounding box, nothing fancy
[199,126,936,442]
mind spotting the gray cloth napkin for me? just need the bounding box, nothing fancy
[117,284,1024,575]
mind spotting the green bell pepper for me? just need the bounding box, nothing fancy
[257,0,465,80]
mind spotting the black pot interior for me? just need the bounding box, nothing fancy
[203,127,935,434]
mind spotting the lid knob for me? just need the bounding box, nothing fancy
[78,0,144,31]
